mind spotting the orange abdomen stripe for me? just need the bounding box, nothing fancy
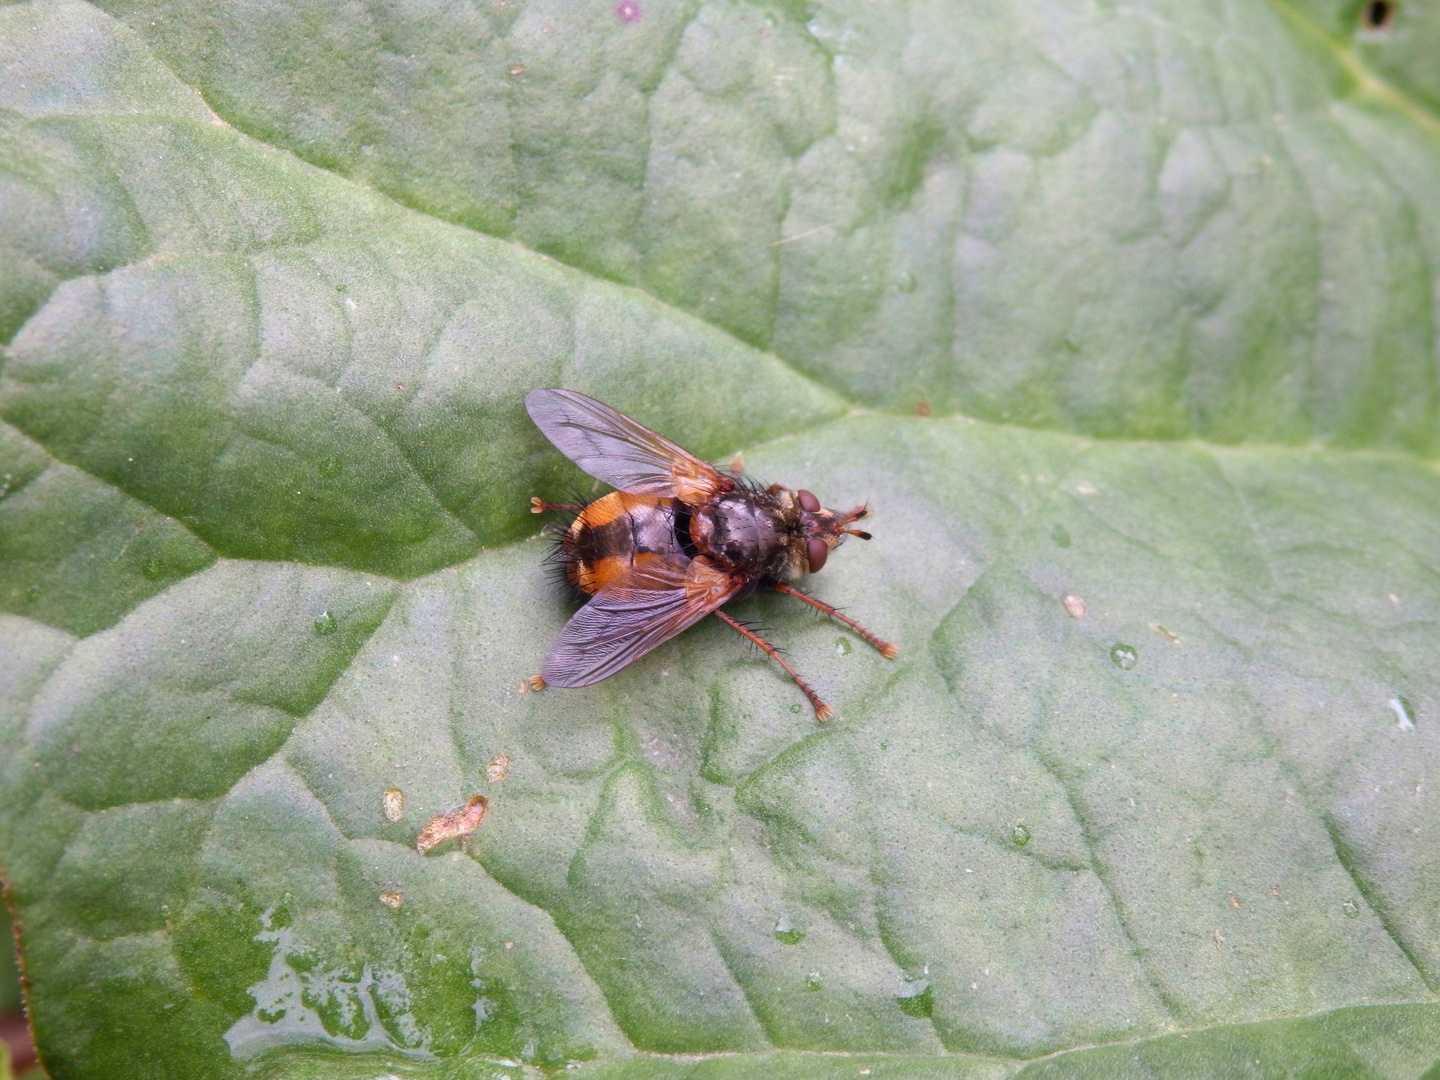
[565,493,674,595]
[571,492,662,531]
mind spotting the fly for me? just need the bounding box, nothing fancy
[526,388,897,720]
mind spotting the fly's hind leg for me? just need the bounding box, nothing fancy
[713,610,834,722]
[531,497,585,514]
[771,581,899,659]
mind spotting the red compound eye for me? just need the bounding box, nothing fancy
[797,489,820,513]
[807,537,829,573]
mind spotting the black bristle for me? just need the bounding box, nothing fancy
[533,494,589,604]
[729,470,768,495]
[723,616,787,656]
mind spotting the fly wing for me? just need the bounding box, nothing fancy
[541,555,743,687]
[526,388,734,505]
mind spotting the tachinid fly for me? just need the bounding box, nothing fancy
[525,388,897,721]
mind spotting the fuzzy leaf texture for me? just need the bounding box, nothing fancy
[2,0,1440,1077]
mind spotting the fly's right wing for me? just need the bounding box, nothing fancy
[526,388,735,505]
[540,555,744,688]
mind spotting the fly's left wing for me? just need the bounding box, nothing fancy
[526,388,735,505]
[541,555,744,688]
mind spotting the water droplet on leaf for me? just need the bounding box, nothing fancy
[314,611,338,636]
[896,982,933,1018]
[894,271,917,293]
[1110,644,1138,670]
[1342,899,1361,919]
[804,971,822,992]
[1011,824,1031,847]
[285,950,317,973]
[835,637,853,656]
[773,915,805,945]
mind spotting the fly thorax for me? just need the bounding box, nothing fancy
[702,494,790,571]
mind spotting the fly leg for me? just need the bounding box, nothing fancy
[771,581,899,659]
[713,610,834,722]
[530,497,585,514]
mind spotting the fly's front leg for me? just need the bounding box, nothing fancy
[771,581,899,659]
[713,610,834,722]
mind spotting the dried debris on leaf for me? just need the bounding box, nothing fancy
[486,753,511,783]
[382,787,404,822]
[416,795,489,854]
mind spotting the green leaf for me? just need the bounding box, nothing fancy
[2,1,1439,1078]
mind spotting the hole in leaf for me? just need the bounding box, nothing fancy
[1362,0,1394,30]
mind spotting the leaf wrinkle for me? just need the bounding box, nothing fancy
[1317,810,1436,992]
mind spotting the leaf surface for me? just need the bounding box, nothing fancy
[2,1,1440,1077]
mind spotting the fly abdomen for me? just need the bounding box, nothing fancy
[564,493,684,595]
